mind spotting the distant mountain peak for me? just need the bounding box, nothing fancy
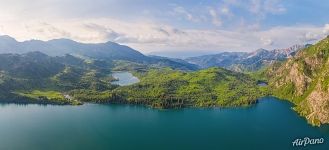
[0,35,17,42]
[47,38,79,44]
[23,51,49,57]
[255,48,268,52]
[185,44,305,72]
[0,36,147,61]
[0,35,197,70]
[246,48,268,58]
[105,40,117,45]
[273,44,305,53]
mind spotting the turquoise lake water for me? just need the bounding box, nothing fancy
[0,97,328,150]
[111,72,140,86]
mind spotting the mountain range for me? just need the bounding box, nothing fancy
[1,34,329,126]
[185,45,306,72]
[0,35,308,72]
[0,35,198,71]
[0,35,147,61]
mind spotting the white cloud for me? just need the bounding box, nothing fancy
[209,9,222,27]
[264,0,286,14]
[221,0,286,20]
[247,0,286,20]
[172,6,200,22]
[0,0,326,54]
[219,6,234,19]
[323,24,329,34]
[83,23,123,41]
[195,0,287,28]
[0,18,328,53]
[249,0,262,14]
[261,37,274,46]
[220,7,231,15]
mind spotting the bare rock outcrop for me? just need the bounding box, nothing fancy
[268,37,329,126]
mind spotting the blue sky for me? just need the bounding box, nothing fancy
[0,0,329,56]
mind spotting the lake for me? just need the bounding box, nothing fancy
[111,72,140,86]
[0,97,328,150]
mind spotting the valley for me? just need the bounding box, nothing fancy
[2,1,329,149]
[0,35,329,127]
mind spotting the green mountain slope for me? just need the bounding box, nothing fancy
[0,51,266,108]
[0,35,198,71]
[0,52,116,104]
[0,35,147,62]
[115,67,268,108]
[267,36,329,126]
[0,52,64,79]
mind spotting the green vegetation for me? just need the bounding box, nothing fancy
[115,67,268,108]
[69,90,122,103]
[17,90,64,99]
[0,52,116,105]
[268,36,329,126]
[112,60,148,72]
[0,51,266,109]
[14,90,81,105]
[269,38,329,102]
[2,35,329,126]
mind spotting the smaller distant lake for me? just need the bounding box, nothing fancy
[257,81,268,86]
[111,71,140,86]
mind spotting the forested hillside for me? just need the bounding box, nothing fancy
[0,51,267,108]
[115,68,268,108]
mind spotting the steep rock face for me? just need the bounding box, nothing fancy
[306,84,329,125]
[305,57,329,124]
[268,37,329,126]
[289,61,312,96]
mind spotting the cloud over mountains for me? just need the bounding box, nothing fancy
[0,0,328,53]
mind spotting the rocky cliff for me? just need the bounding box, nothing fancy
[268,36,329,126]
